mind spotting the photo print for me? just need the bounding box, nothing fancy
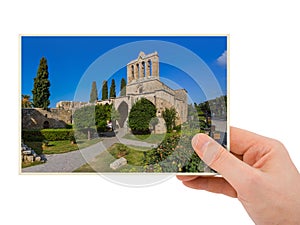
[21,35,228,174]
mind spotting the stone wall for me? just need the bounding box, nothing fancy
[56,101,87,110]
[174,89,188,102]
[22,108,72,130]
[127,81,188,124]
[112,84,187,132]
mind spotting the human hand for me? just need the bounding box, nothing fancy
[177,127,300,225]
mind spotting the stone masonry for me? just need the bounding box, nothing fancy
[99,51,188,134]
[22,108,72,130]
[22,101,88,130]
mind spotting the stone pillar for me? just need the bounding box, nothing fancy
[127,64,132,84]
[152,58,159,78]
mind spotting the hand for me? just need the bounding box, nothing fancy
[177,127,300,225]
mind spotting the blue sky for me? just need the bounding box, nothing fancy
[21,36,227,107]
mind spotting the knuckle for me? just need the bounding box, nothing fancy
[266,138,285,149]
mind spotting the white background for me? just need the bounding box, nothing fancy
[1,1,300,224]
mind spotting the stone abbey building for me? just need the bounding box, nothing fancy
[22,51,188,133]
[107,51,188,134]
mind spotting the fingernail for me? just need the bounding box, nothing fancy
[202,141,219,166]
[191,134,220,166]
[191,134,199,147]
[191,134,209,157]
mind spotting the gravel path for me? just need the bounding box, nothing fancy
[22,139,113,173]
[117,137,157,148]
[22,129,156,173]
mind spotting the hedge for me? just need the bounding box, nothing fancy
[22,129,75,141]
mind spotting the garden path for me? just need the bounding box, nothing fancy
[22,128,154,173]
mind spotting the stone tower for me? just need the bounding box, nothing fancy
[127,51,159,84]
[108,51,187,134]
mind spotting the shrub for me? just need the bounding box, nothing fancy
[162,107,177,133]
[69,135,76,144]
[74,130,88,139]
[73,104,112,138]
[22,129,75,141]
[144,133,207,172]
[22,130,44,141]
[128,98,157,135]
[173,124,181,132]
[42,129,74,141]
[96,120,107,132]
[42,140,49,147]
[65,124,73,129]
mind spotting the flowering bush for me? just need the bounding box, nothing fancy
[144,133,207,172]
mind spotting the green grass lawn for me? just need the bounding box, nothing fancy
[74,143,146,172]
[24,138,102,155]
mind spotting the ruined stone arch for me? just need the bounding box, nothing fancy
[43,121,50,129]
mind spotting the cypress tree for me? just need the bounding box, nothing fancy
[109,79,116,98]
[120,78,126,96]
[89,81,98,103]
[102,80,108,100]
[32,57,51,109]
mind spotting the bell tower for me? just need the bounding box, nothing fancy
[127,51,159,84]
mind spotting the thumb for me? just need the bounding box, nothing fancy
[192,133,253,189]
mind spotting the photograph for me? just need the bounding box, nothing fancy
[21,35,228,173]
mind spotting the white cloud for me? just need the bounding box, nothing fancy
[216,50,227,66]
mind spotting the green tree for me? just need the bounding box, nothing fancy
[32,57,51,109]
[95,104,112,132]
[89,81,98,103]
[196,101,211,128]
[162,107,177,132]
[128,98,157,134]
[120,78,126,96]
[102,80,108,100]
[109,79,116,98]
[21,94,33,108]
[73,105,96,140]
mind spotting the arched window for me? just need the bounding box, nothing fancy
[136,63,140,78]
[142,61,146,77]
[148,60,152,76]
[131,65,134,79]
